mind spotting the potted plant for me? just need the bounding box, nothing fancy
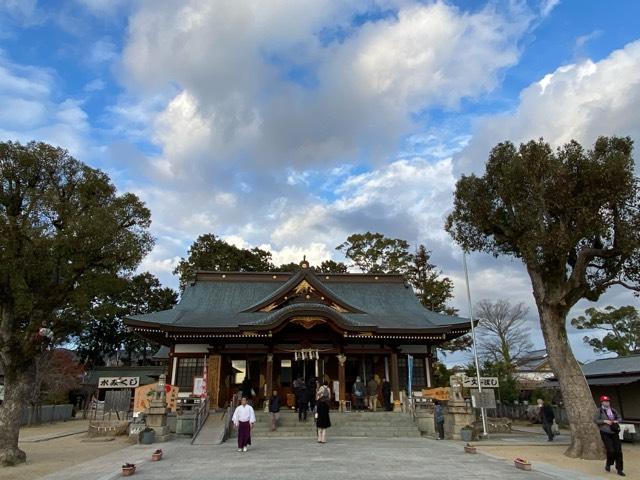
[151,449,163,461]
[122,463,136,476]
[514,457,532,471]
[460,425,474,442]
[464,443,477,454]
[140,427,155,445]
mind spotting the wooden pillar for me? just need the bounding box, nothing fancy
[390,351,400,407]
[266,353,274,397]
[207,354,222,409]
[337,354,346,412]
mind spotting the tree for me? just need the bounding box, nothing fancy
[571,305,640,356]
[0,141,153,465]
[74,273,177,368]
[174,234,274,289]
[317,259,348,274]
[445,136,640,459]
[34,349,84,406]
[409,245,456,314]
[336,232,413,274]
[476,299,533,368]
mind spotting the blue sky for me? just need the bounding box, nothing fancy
[1,0,639,365]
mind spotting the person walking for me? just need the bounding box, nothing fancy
[536,398,555,441]
[434,400,445,440]
[316,381,331,443]
[268,390,282,431]
[594,395,625,476]
[381,378,392,411]
[232,397,256,452]
[294,377,308,422]
[367,377,379,411]
[352,376,365,411]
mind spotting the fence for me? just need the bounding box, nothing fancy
[485,403,569,425]
[21,404,74,426]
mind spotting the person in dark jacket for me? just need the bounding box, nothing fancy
[536,398,555,441]
[381,378,392,411]
[434,400,445,440]
[594,395,625,476]
[268,390,282,431]
[294,377,308,421]
[307,376,317,412]
[240,376,253,402]
[315,381,331,443]
[352,376,365,410]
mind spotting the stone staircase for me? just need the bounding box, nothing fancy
[228,409,421,438]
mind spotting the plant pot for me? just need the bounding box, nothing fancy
[460,429,473,443]
[151,452,162,461]
[122,466,136,476]
[141,430,155,445]
[514,459,532,471]
[464,444,477,454]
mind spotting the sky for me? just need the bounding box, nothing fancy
[1,0,639,366]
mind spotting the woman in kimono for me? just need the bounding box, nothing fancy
[232,396,256,452]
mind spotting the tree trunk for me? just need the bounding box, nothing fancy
[537,303,605,459]
[0,367,31,466]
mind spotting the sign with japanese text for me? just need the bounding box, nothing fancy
[422,387,450,401]
[98,376,140,389]
[470,388,496,409]
[133,383,179,413]
[462,376,499,388]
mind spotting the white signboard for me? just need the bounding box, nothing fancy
[193,377,206,396]
[463,376,499,388]
[98,377,140,389]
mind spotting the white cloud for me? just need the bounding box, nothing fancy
[457,39,640,174]
[117,0,532,179]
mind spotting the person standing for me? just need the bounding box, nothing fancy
[381,378,392,411]
[536,398,555,441]
[294,378,308,422]
[594,395,625,476]
[367,377,379,411]
[240,376,253,403]
[352,376,365,411]
[268,390,282,431]
[316,381,331,443]
[434,400,445,440]
[232,397,256,452]
[307,376,317,413]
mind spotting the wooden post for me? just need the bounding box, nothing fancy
[390,351,400,407]
[337,354,346,412]
[207,354,222,409]
[266,353,274,398]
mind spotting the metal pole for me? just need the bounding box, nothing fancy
[463,251,488,437]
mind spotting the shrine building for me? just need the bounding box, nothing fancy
[124,260,471,409]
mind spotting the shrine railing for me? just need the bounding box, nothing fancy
[191,397,210,442]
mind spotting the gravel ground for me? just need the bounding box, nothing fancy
[2,419,131,480]
[480,442,639,479]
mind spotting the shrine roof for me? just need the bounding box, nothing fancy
[125,269,471,334]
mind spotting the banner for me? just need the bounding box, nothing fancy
[407,354,414,394]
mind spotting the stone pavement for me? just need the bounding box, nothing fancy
[37,435,605,480]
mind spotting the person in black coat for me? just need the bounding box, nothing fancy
[536,398,555,441]
[381,378,392,411]
[268,390,282,431]
[594,395,625,476]
[240,376,253,402]
[294,377,308,421]
[315,381,331,443]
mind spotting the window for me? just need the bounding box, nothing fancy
[232,360,247,385]
[280,359,292,386]
[398,357,407,390]
[398,356,426,390]
[175,357,205,391]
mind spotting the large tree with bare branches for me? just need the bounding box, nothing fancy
[476,299,533,367]
[446,136,640,459]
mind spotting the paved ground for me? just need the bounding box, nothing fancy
[37,436,605,480]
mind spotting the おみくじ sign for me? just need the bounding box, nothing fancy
[98,377,140,389]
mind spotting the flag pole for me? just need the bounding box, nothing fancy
[463,251,488,437]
